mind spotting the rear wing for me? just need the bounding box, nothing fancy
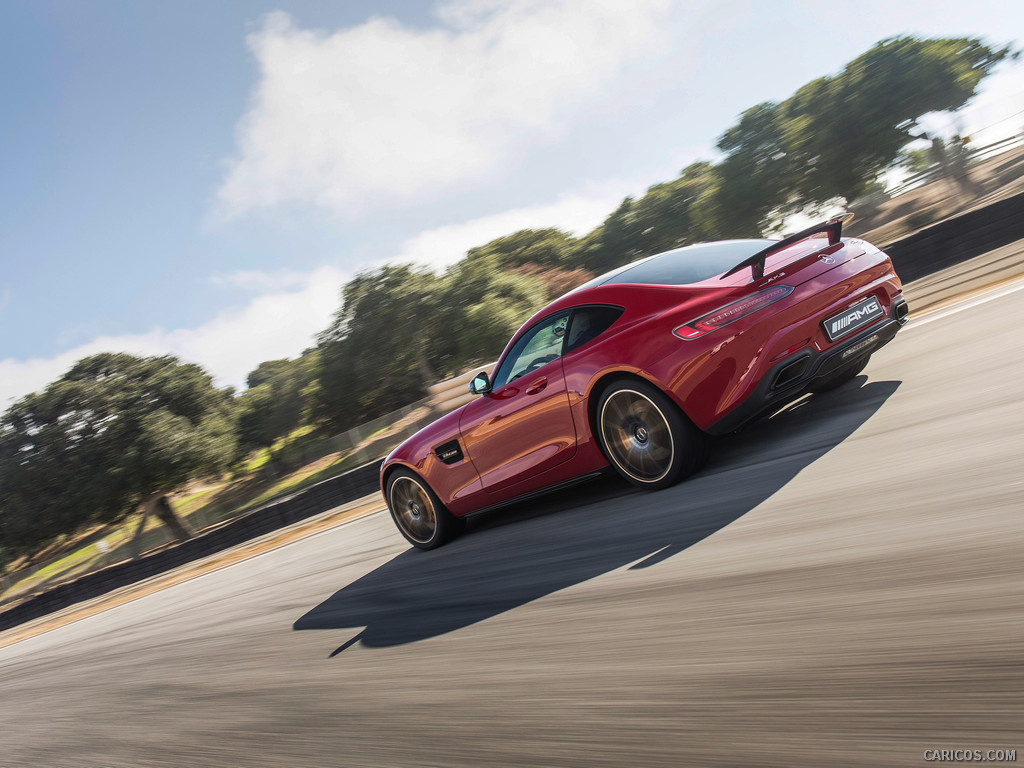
[721,212,855,281]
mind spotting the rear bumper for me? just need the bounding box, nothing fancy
[705,296,908,435]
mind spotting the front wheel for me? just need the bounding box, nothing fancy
[596,380,708,490]
[385,469,463,550]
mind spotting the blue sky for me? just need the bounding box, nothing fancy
[2,0,1022,405]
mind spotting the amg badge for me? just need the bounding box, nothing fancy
[823,296,883,342]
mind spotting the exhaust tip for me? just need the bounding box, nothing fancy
[894,298,910,325]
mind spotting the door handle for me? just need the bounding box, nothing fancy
[526,377,547,395]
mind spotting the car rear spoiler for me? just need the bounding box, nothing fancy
[721,212,855,281]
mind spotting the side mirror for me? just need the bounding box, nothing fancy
[468,372,492,395]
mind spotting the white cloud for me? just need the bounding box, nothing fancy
[217,0,673,217]
[0,266,345,407]
[209,269,316,292]
[394,181,643,270]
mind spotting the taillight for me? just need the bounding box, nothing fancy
[673,285,794,340]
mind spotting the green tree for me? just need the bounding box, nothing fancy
[466,228,577,269]
[316,265,448,429]
[440,255,548,368]
[314,257,553,429]
[566,163,723,275]
[570,197,646,275]
[713,102,794,236]
[0,354,236,557]
[712,36,1012,231]
[235,351,320,453]
[628,162,723,249]
[899,145,934,176]
[234,384,278,453]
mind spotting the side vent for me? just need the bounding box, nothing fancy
[434,439,464,465]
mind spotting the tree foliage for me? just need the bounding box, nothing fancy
[465,228,577,269]
[316,266,448,428]
[711,36,1011,231]
[236,351,320,453]
[0,354,235,556]
[440,255,549,369]
[314,259,552,430]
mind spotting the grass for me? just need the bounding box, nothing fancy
[237,423,319,475]
[26,539,114,582]
[241,448,272,473]
[4,527,133,598]
[172,486,219,516]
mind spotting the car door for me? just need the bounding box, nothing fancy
[459,311,578,494]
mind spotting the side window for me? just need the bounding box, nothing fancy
[492,312,570,389]
[565,306,624,353]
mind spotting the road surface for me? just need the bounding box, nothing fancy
[0,282,1021,768]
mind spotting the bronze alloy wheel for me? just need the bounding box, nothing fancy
[389,475,437,544]
[599,388,675,484]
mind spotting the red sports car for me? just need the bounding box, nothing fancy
[381,215,908,548]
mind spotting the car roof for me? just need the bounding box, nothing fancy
[503,240,763,342]
[570,239,773,292]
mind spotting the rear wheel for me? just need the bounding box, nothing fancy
[810,354,870,394]
[596,380,708,490]
[386,469,462,550]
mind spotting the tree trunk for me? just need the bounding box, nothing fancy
[917,134,976,197]
[134,493,193,553]
[153,495,192,542]
[416,349,437,392]
[948,135,979,196]
[128,501,151,560]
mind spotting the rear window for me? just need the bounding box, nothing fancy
[586,239,773,287]
[565,305,623,353]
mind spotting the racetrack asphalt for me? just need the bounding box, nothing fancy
[0,281,1021,767]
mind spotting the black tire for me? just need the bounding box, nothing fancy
[385,469,463,550]
[810,354,870,394]
[595,380,708,490]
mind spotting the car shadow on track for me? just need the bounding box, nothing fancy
[294,377,900,656]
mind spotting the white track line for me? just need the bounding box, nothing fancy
[906,275,1024,330]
